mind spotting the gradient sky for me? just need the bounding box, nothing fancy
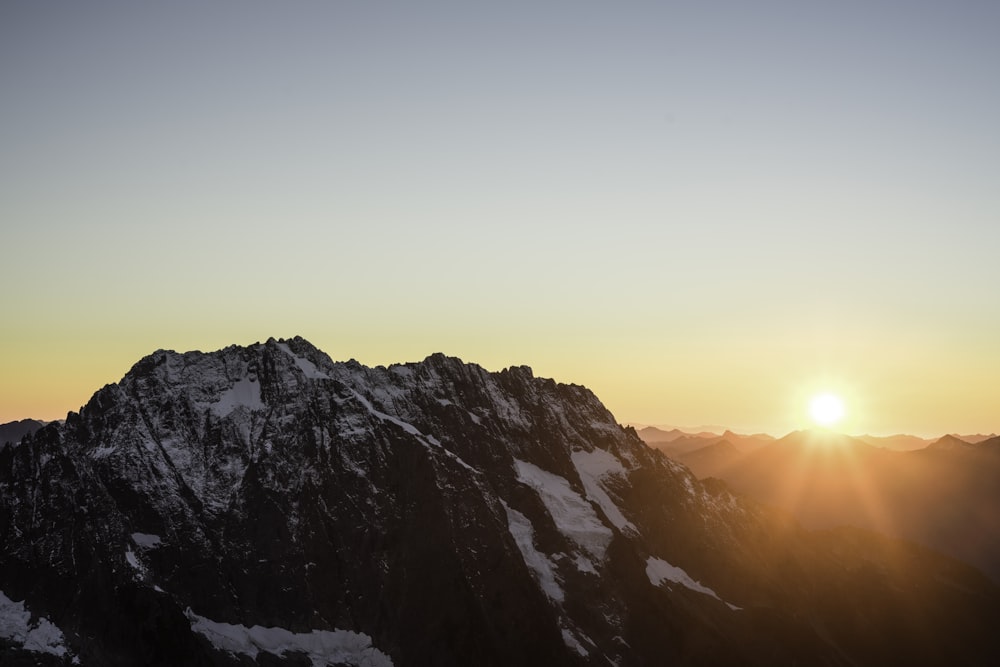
[2,1,998,437]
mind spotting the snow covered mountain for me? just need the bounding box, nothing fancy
[2,337,999,665]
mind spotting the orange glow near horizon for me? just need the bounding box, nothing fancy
[767,431,896,538]
[0,339,996,441]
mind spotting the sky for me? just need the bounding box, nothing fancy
[1,1,998,437]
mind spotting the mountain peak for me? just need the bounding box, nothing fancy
[928,434,973,451]
[775,429,872,452]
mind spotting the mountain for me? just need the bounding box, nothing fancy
[953,433,999,444]
[856,433,932,451]
[635,426,729,446]
[0,418,46,447]
[674,439,743,476]
[634,426,687,443]
[980,435,1000,453]
[927,434,973,451]
[679,430,889,518]
[2,338,999,665]
[645,429,775,459]
[680,429,1000,583]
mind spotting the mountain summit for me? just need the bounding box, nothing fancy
[2,337,999,665]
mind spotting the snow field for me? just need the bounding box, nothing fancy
[514,459,613,566]
[570,448,638,535]
[210,376,265,416]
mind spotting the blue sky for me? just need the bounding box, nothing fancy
[2,1,998,435]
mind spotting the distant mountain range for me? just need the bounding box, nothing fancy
[638,425,999,453]
[637,426,776,458]
[657,429,1000,582]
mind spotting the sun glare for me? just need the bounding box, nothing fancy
[809,393,845,428]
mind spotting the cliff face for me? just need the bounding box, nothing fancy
[2,337,998,666]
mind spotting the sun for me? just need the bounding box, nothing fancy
[809,393,845,428]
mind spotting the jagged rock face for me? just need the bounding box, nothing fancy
[2,337,999,666]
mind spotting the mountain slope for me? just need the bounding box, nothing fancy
[642,430,774,459]
[680,429,1000,583]
[2,338,999,665]
[856,433,932,451]
[675,439,743,476]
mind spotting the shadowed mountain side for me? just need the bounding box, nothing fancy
[675,439,742,473]
[672,430,1000,582]
[979,435,1000,453]
[0,419,46,447]
[952,433,999,444]
[927,434,976,451]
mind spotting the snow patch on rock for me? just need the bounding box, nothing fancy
[277,342,331,380]
[561,627,590,657]
[210,377,265,416]
[185,608,393,667]
[571,449,638,536]
[513,459,612,566]
[0,590,70,657]
[348,389,479,473]
[131,532,162,549]
[124,547,148,582]
[645,557,739,609]
[502,502,564,602]
[89,444,117,459]
[350,390,422,437]
[125,548,142,571]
